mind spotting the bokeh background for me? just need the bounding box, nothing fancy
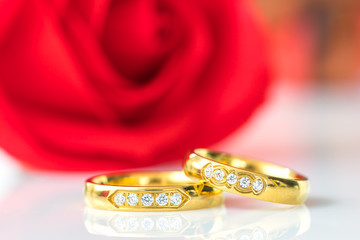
[0,0,359,239]
[0,0,359,171]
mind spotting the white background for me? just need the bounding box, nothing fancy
[0,82,359,239]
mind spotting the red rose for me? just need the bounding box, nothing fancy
[0,0,269,171]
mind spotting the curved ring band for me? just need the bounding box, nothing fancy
[84,171,224,211]
[183,149,309,205]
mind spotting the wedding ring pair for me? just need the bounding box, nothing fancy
[84,149,309,211]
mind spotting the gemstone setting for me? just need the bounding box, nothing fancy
[204,164,213,177]
[253,180,264,191]
[239,177,251,188]
[226,173,237,184]
[141,193,154,206]
[170,193,182,206]
[127,193,139,206]
[214,169,225,181]
[109,190,189,209]
[200,163,267,195]
[156,193,168,206]
[114,193,125,206]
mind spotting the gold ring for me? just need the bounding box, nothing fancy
[183,149,309,205]
[84,171,224,211]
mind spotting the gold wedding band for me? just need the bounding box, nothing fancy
[84,171,224,211]
[184,149,309,205]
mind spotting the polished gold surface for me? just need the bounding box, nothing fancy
[184,149,309,205]
[84,171,224,211]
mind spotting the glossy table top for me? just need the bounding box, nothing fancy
[0,83,359,239]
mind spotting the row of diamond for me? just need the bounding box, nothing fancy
[204,164,265,192]
[113,192,183,208]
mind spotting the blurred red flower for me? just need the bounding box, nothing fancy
[0,0,269,171]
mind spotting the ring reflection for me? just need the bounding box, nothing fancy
[84,205,310,239]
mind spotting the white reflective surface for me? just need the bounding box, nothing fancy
[0,160,311,240]
[85,205,310,239]
[0,83,359,239]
